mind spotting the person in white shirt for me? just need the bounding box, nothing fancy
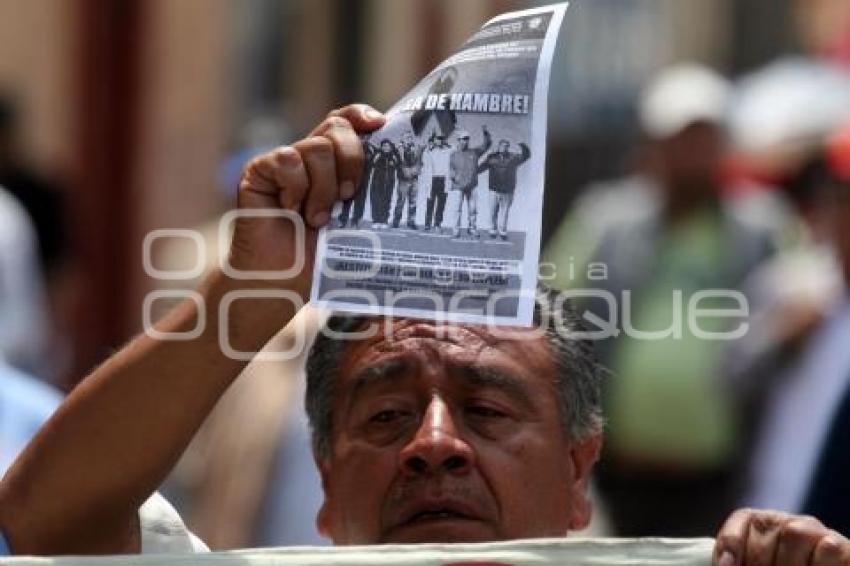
[422,133,453,232]
[0,186,49,376]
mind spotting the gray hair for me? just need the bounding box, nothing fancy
[305,285,605,459]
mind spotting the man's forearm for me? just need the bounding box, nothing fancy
[0,102,386,556]
[0,268,298,555]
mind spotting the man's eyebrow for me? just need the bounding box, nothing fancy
[452,363,535,408]
[346,358,412,403]
[343,359,536,409]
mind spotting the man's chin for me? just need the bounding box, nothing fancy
[381,518,498,544]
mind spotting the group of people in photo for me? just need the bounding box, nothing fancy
[336,124,531,241]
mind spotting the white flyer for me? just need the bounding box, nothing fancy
[310,3,569,325]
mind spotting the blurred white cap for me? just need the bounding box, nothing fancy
[730,57,850,159]
[639,63,732,139]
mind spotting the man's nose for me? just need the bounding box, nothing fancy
[399,396,474,478]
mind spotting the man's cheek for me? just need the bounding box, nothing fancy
[327,476,385,543]
[486,441,572,535]
[334,449,398,536]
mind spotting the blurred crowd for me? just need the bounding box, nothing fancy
[2,0,850,550]
[544,57,850,537]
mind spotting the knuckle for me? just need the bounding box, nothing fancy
[780,521,812,542]
[337,104,359,117]
[243,155,264,175]
[715,535,744,557]
[302,136,334,157]
[794,515,824,530]
[726,508,753,525]
[237,177,253,194]
[752,514,779,534]
[815,537,844,559]
[323,115,351,132]
[313,135,334,152]
[271,145,295,162]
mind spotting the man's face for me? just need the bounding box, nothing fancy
[499,141,510,153]
[652,121,725,203]
[459,137,470,150]
[316,319,601,545]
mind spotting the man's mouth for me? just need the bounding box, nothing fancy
[398,500,482,527]
[383,495,496,543]
[406,508,472,524]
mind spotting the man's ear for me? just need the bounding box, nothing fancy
[314,456,333,538]
[567,432,603,531]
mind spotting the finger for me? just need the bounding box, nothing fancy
[294,136,338,228]
[238,147,307,210]
[745,510,789,566]
[812,530,849,565]
[240,154,277,198]
[317,104,385,135]
[775,516,823,566]
[276,147,310,210]
[715,508,753,565]
[312,115,365,199]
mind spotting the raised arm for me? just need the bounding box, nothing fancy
[473,125,492,156]
[517,142,531,163]
[477,153,493,174]
[0,104,385,556]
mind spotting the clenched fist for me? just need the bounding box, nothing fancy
[228,103,385,297]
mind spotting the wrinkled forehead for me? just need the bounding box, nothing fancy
[335,317,548,375]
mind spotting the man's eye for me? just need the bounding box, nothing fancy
[370,410,405,424]
[467,405,507,419]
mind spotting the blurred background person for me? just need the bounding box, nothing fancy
[162,308,328,549]
[712,8,850,538]
[0,360,61,476]
[543,64,782,537]
[0,184,50,378]
[0,97,74,382]
[739,126,850,537]
[721,58,850,470]
[0,184,61,475]
[745,130,850,532]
